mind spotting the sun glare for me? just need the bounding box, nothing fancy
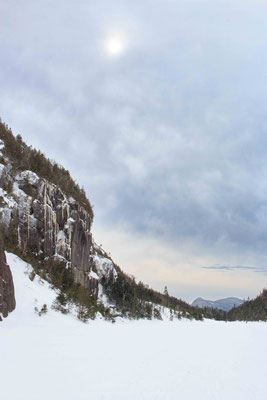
[105,35,125,56]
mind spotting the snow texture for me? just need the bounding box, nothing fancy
[1,252,267,400]
[16,170,40,186]
[93,253,118,280]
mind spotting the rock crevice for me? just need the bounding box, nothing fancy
[0,168,99,294]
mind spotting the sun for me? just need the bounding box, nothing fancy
[105,35,125,56]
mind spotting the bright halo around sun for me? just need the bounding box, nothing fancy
[105,35,126,56]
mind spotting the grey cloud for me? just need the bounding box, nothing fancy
[204,265,259,271]
[203,265,267,276]
[1,0,267,273]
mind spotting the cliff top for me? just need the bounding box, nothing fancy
[0,120,94,220]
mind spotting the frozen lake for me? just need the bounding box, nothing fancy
[1,253,267,400]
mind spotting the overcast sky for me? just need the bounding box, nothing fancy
[1,0,267,301]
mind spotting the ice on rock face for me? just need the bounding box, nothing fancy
[0,164,5,177]
[56,230,67,257]
[0,157,101,294]
[89,270,99,280]
[57,230,66,241]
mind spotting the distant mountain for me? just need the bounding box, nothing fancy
[192,297,244,311]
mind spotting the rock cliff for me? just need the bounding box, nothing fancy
[0,129,118,306]
[0,232,16,319]
[0,122,205,321]
[0,165,112,296]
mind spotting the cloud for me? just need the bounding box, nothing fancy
[1,0,267,295]
[204,265,261,271]
[92,226,267,301]
[203,265,263,271]
[204,265,267,276]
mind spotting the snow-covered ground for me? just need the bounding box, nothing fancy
[1,253,267,400]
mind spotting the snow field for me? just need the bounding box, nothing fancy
[1,253,267,400]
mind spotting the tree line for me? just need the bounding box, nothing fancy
[0,120,94,220]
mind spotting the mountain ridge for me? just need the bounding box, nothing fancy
[192,297,244,311]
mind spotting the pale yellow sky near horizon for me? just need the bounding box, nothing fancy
[92,225,267,303]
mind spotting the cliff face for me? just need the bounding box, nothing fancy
[0,126,205,322]
[0,233,16,319]
[0,166,108,296]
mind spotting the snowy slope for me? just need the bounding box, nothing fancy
[1,253,267,400]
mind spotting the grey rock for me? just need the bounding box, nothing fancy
[0,168,99,295]
[0,232,16,319]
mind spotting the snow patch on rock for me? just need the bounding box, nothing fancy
[16,170,40,186]
[89,270,99,280]
[93,254,118,280]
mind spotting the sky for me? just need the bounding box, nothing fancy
[1,0,267,301]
